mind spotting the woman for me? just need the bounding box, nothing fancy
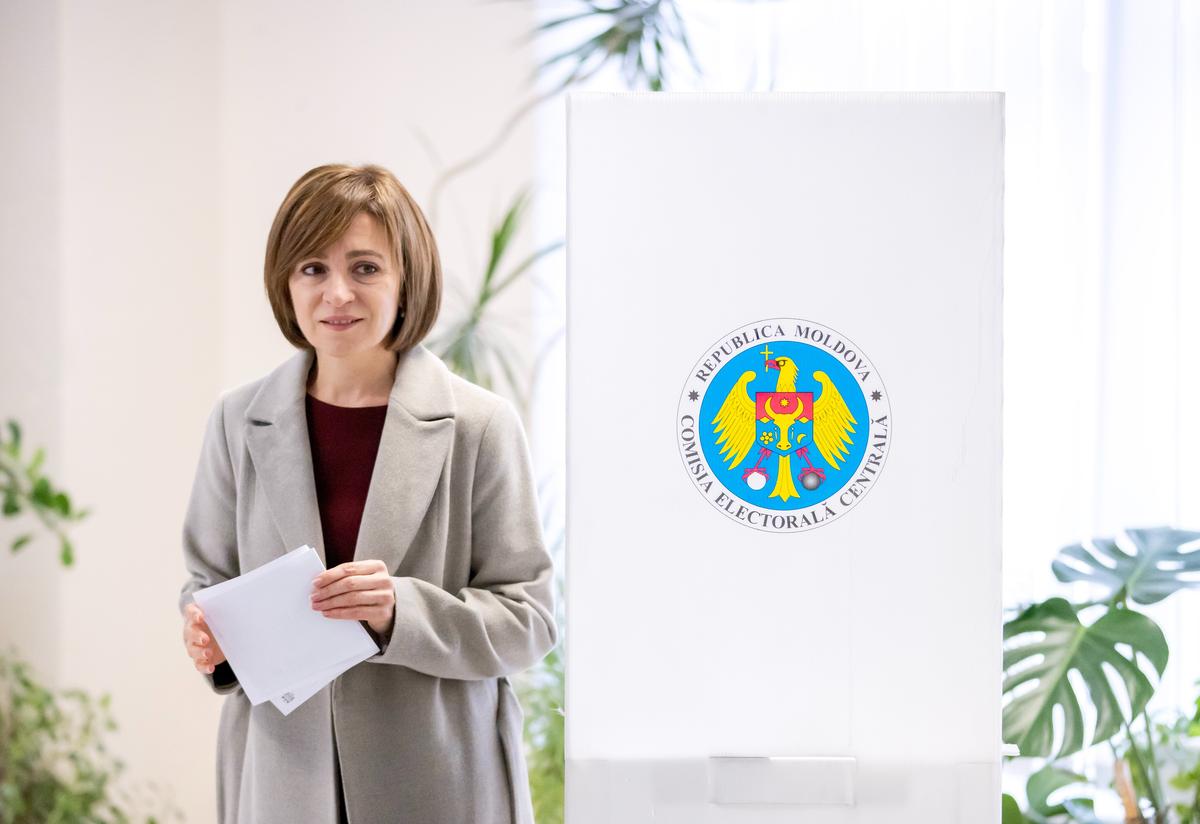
[177,163,558,824]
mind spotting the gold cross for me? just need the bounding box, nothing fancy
[760,344,774,369]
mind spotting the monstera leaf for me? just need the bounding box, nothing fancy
[1052,526,1200,605]
[1000,765,1101,824]
[1003,598,1168,760]
[1001,793,1028,824]
[1024,764,1100,823]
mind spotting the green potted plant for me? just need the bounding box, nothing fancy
[1,421,178,823]
[1002,526,1200,822]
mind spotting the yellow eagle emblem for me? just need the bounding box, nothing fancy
[711,355,857,501]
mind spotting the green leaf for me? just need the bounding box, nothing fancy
[485,187,532,291]
[28,446,44,476]
[1001,793,1027,824]
[32,476,52,507]
[1052,526,1200,605]
[52,491,71,517]
[59,534,74,567]
[1003,597,1168,759]
[5,419,20,456]
[1170,769,1196,790]
[490,240,564,298]
[530,0,694,95]
[1025,763,1091,818]
[2,489,19,516]
[11,533,33,553]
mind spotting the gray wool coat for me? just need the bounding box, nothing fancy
[177,343,558,824]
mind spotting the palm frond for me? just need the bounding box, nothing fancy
[429,186,563,407]
[533,0,697,94]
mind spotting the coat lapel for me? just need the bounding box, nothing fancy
[243,344,456,573]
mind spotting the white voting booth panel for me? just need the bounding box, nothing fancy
[565,93,1003,823]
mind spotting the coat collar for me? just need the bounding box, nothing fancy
[243,344,456,572]
[244,343,455,424]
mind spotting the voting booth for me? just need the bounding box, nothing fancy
[565,92,1004,823]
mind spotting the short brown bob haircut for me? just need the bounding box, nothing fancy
[264,163,442,355]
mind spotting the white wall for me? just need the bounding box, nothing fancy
[0,0,63,685]
[1,1,541,820]
[57,2,222,820]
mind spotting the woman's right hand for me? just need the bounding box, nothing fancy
[183,603,227,674]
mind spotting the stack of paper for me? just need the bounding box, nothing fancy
[191,545,380,715]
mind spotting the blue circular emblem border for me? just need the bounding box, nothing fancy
[676,318,892,533]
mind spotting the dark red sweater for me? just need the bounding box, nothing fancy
[304,393,389,570]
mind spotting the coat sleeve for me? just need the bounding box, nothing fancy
[178,396,243,696]
[365,398,559,680]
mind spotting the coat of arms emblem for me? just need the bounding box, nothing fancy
[677,318,891,532]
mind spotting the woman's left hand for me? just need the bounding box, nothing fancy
[311,559,396,639]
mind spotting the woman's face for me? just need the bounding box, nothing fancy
[288,212,402,357]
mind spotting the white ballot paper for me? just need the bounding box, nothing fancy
[191,544,380,716]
